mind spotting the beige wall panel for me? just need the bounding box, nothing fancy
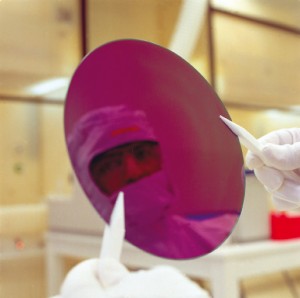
[0,0,81,78]
[87,0,181,51]
[288,268,300,295]
[0,101,41,205]
[190,14,211,82]
[241,272,295,298]
[214,14,300,108]
[87,0,211,81]
[39,105,73,198]
[212,0,300,30]
[0,256,46,298]
[0,102,73,205]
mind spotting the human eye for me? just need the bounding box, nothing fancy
[133,144,153,161]
[95,156,123,175]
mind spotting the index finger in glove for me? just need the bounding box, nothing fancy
[258,128,300,146]
[262,142,300,171]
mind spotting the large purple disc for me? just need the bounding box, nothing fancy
[64,39,245,259]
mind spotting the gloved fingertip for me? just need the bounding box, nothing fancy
[245,151,264,169]
[254,167,284,192]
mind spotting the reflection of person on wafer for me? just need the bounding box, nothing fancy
[53,193,211,298]
[68,105,239,259]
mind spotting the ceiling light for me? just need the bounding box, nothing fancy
[25,77,70,96]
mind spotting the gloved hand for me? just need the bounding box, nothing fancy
[245,128,300,210]
[51,193,210,298]
[54,258,210,298]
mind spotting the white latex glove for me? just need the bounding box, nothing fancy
[52,192,210,298]
[57,258,210,298]
[59,258,128,298]
[245,128,300,210]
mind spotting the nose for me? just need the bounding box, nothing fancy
[123,154,144,182]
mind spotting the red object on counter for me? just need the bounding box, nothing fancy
[270,211,300,240]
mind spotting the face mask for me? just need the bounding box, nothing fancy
[110,170,174,228]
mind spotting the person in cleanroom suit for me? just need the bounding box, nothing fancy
[246,128,300,210]
[67,105,239,259]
